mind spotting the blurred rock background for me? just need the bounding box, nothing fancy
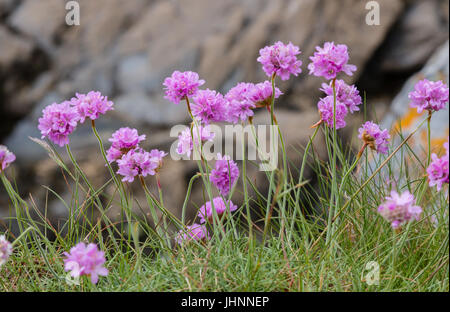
[0,0,448,234]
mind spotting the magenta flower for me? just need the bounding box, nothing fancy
[176,124,215,158]
[0,235,12,267]
[63,242,108,284]
[257,41,302,81]
[408,79,449,114]
[427,153,449,192]
[191,89,228,124]
[38,101,80,147]
[378,190,422,229]
[249,81,283,107]
[149,149,167,172]
[175,224,209,245]
[163,71,205,104]
[320,79,362,113]
[225,82,256,124]
[358,121,390,155]
[210,153,239,196]
[308,42,357,80]
[317,96,348,129]
[0,145,16,172]
[117,148,158,182]
[106,127,146,163]
[70,91,114,123]
[197,197,238,224]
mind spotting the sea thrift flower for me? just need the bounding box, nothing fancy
[191,89,228,124]
[0,235,12,267]
[427,153,449,191]
[378,190,422,229]
[63,242,108,284]
[149,149,167,172]
[317,96,348,129]
[408,79,449,113]
[257,41,302,81]
[210,153,239,196]
[117,149,158,182]
[70,91,114,123]
[249,81,283,107]
[175,224,209,245]
[176,124,215,157]
[0,145,16,172]
[320,79,362,113]
[197,197,238,224]
[308,42,357,80]
[163,71,205,104]
[225,82,256,123]
[38,101,80,147]
[358,121,390,155]
[106,127,146,163]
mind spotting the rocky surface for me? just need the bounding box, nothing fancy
[1,0,449,232]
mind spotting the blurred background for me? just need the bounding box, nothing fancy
[1,0,449,234]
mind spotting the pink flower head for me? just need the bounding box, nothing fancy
[378,190,422,229]
[308,42,357,80]
[63,242,108,284]
[225,82,256,124]
[38,101,80,147]
[149,149,167,172]
[71,91,114,123]
[163,71,205,104]
[210,153,239,196]
[117,148,158,182]
[177,124,215,158]
[191,89,228,124]
[0,145,16,172]
[408,79,449,114]
[197,197,238,224]
[0,235,12,267]
[249,80,283,107]
[317,96,348,129]
[175,224,209,245]
[257,41,302,81]
[427,153,449,192]
[358,121,390,154]
[320,79,362,113]
[106,127,146,163]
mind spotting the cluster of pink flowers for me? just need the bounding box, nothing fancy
[225,82,257,123]
[197,197,238,224]
[0,235,12,267]
[105,127,167,182]
[63,242,108,284]
[427,138,449,192]
[70,91,114,123]
[38,91,113,147]
[358,121,390,155]
[38,101,80,147]
[378,190,422,229]
[0,145,16,172]
[163,71,205,104]
[176,124,215,158]
[408,79,449,114]
[210,154,239,196]
[106,127,146,163]
[116,148,167,183]
[317,96,348,129]
[191,89,228,124]
[257,41,302,81]
[175,224,209,245]
[320,79,362,113]
[308,42,356,80]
